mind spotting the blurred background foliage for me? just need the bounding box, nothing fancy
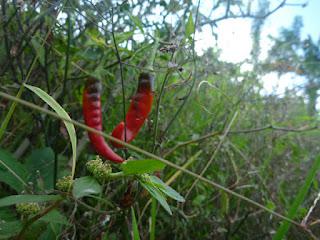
[0,0,320,239]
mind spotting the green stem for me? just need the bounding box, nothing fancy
[146,34,159,72]
[150,198,157,240]
[108,171,125,179]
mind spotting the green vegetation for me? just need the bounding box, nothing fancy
[0,0,319,239]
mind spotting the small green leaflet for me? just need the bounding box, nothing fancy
[140,180,172,215]
[185,12,195,39]
[121,159,166,175]
[149,176,185,202]
[24,84,77,179]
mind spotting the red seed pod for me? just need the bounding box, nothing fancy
[111,72,154,148]
[83,78,124,163]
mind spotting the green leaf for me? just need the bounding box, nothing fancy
[185,12,195,39]
[0,220,23,239]
[0,195,61,207]
[150,198,157,240]
[72,176,102,199]
[0,149,28,192]
[24,84,77,179]
[0,208,17,221]
[31,38,45,66]
[139,180,172,215]
[128,12,144,33]
[121,159,166,175]
[131,207,141,240]
[149,176,185,202]
[24,147,55,190]
[115,31,134,44]
[39,210,70,226]
[273,155,320,240]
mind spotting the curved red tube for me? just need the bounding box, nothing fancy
[111,72,154,148]
[83,78,124,163]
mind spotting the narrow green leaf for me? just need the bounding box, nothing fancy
[273,155,320,240]
[24,84,77,179]
[131,207,141,240]
[0,85,24,141]
[150,198,157,240]
[185,12,195,39]
[149,176,185,202]
[72,176,102,199]
[121,159,166,175]
[31,38,45,66]
[140,181,172,215]
[0,195,61,207]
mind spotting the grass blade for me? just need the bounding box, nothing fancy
[24,84,77,179]
[273,155,320,239]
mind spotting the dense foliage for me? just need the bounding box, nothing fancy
[0,0,319,239]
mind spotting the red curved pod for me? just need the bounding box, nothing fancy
[83,78,124,163]
[111,72,154,148]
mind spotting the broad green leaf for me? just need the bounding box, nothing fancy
[24,84,77,179]
[0,220,23,239]
[0,194,61,207]
[121,159,166,175]
[139,180,172,215]
[38,224,63,240]
[149,176,185,202]
[24,147,54,190]
[185,12,195,39]
[131,207,140,240]
[273,155,320,240]
[72,176,102,199]
[0,149,28,192]
[39,210,70,226]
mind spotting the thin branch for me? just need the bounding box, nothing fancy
[111,8,127,143]
[164,124,319,157]
[183,111,239,201]
[160,0,201,138]
[201,0,287,26]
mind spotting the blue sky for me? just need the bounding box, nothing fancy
[195,0,319,95]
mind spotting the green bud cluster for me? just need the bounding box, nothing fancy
[56,175,73,192]
[86,156,112,180]
[16,202,41,216]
